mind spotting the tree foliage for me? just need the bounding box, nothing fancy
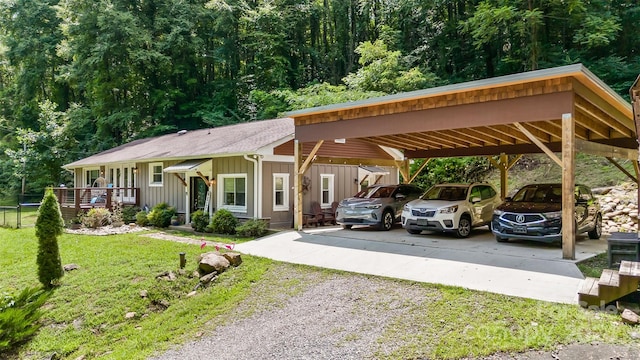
[0,287,51,352]
[0,0,638,198]
[35,188,64,289]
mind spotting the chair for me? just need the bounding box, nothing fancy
[303,201,325,227]
[323,201,339,225]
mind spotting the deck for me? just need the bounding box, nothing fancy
[52,187,140,219]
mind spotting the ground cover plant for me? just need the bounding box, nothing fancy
[0,227,637,359]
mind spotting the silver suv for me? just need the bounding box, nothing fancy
[336,184,423,231]
[402,183,501,238]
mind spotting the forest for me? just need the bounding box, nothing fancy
[0,0,639,199]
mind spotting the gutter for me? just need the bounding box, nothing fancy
[243,154,262,218]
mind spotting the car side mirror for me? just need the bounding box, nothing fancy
[471,196,481,203]
[395,193,406,200]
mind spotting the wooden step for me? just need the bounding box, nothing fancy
[619,260,640,278]
[578,277,601,308]
[598,269,624,303]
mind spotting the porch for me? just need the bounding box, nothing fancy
[53,186,140,220]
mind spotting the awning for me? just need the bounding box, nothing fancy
[163,159,210,173]
[358,165,389,175]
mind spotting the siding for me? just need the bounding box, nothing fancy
[262,161,295,228]
[138,161,187,212]
[212,156,255,217]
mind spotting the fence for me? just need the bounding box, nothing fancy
[0,206,20,228]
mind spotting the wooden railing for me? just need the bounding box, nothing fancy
[52,187,140,215]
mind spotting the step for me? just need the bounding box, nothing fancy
[598,269,624,302]
[578,277,601,308]
[619,260,640,278]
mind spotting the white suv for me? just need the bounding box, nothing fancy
[401,183,501,238]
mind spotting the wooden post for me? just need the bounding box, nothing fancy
[499,153,508,199]
[562,113,576,260]
[294,140,303,230]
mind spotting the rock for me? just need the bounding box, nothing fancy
[621,309,640,324]
[222,252,243,267]
[63,264,79,272]
[609,226,620,233]
[187,291,197,297]
[199,273,218,284]
[140,290,148,298]
[631,332,640,340]
[156,271,177,281]
[125,312,136,319]
[199,252,230,275]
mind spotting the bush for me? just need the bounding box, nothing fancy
[208,209,238,235]
[147,203,176,228]
[0,287,51,352]
[190,210,210,233]
[121,206,140,223]
[35,189,64,288]
[236,219,268,237]
[135,211,149,226]
[81,208,112,229]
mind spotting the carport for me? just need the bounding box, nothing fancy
[287,64,639,260]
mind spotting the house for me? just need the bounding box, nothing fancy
[61,118,402,228]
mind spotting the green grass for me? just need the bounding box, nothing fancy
[577,252,610,278]
[1,228,637,359]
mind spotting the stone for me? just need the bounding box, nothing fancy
[199,253,230,275]
[621,309,640,324]
[199,272,218,284]
[63,264,79,272]
[187,291,197,297]
[222,252,243,267]
[156,271,177,281]
[125,312,136,319]
[140,290,148,298]
[609,226,620,233]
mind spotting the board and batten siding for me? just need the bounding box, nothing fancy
[137,161,187,213]
[262,161,295,228]
[212,156,255,217]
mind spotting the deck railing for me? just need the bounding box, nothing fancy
[52,187,140,216]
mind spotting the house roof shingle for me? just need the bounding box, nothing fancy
[64,118,294,168]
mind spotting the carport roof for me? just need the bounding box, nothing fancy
[288,64,636,159]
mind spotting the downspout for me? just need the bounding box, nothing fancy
[244,154,260,219]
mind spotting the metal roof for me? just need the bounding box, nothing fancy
[163,159,210,173]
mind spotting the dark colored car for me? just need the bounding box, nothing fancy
[336,184,423,231]
[491,183,602,243]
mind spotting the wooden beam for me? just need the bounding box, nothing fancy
[507,154,523,170]
[409,159,431,184]
[173,173,187,187]
[562,113,576,260]
[299,140,324,175]
[395,160,410,183]
[606,157,638,183]
[513,122,562,166]
[312,157,398,167]
[574,139,638,161]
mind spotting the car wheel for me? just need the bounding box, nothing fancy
[342,224,352,230]
[455,216,471,238]
[379,210,394,231]
[495,235,508,243]
[407,229,421,235]
[588,214,602,239]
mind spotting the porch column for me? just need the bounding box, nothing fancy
[562,113,576,260]
[294,140,303,230]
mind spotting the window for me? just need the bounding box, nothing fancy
[85,168,100,187]
[219,174,247,212]
[320,174,334,208]
[273,173,289,211]
[149,162,163,186]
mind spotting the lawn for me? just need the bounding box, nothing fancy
[0,227,637,359]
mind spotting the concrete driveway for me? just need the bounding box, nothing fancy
[235,225,608,304]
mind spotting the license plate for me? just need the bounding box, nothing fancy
[417,219,429,226]
[513,225,527,234]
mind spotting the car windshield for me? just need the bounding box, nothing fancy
[511,184,562,203]
[421,186,468,201]
[353,186,394,199]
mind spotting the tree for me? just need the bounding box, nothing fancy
[35,188,64,289]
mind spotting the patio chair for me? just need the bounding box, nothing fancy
[323,201,339,225]
[303,201,325,227]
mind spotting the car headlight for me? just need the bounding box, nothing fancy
[543,211,562,220]
[363,204,382,209]
[439,205,458,214]
[493,209,504,216]
[403,204,411,211]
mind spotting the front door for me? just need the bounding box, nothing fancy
[121,164,136,203]
[190,177,208,213]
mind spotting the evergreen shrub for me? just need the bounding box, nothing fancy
[81,208,112,228]
[190,210,210,233]
[147,203,176,228]
[0,287,51,352]
[35,189,64,288]
[208,209,238,235]
[236,219,268,237]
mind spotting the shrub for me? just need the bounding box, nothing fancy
[147,203,176,228]
[121,206,140,223]
[190,210,210,233]
[236,219,268,237]
[0,287,51,352]
[135,211,149,226]
[35,189,64,288]
[81,208,112,229]
[208,209,238,235]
